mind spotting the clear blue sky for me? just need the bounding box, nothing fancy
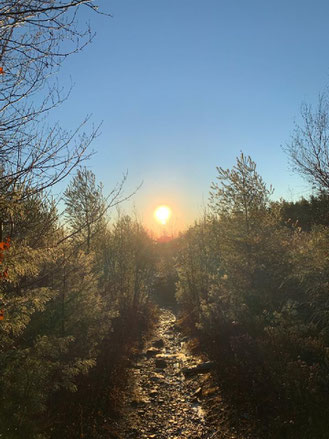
[52,0,329,232]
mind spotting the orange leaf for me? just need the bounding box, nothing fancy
[0,238,11,250]
[0,309,4,320]
[0,268,8,279]
[0,67,4,74]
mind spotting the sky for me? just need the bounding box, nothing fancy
[51,0,329,234]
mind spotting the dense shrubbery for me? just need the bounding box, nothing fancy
[0,3,158,436]
[0,172,157,439]
[176,154,329,438]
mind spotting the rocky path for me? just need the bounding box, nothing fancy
[114,308,225,439]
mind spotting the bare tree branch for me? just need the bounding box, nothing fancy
[0,0,107,199]
[284,94,329,191]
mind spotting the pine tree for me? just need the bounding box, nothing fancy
[209,153,273,233]
[64,167,107,253]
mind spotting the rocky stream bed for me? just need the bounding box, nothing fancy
[112,308,252,439]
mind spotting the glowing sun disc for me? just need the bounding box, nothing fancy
[154,205,171,225]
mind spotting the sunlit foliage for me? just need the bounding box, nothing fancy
[176,154,329,438]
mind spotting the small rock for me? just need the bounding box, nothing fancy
[155,358,167,369]
[182,361,215,377]
[130,399,139,408]
[130,397,149,408]
[152,338,165,349]
[202,386,219,397]
[194,387,202,398]
[150,373,164,382]
[130,363,143,369]
[146,347,161,358]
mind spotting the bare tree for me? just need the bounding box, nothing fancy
[0,1,106,197]
[285,94,329,192]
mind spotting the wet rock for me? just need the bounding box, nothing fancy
[194,387,202,398]
[149,373,164,382]
[130,399,139,408]
[146,347,161,358]
[152,338,164,349]
[182,361,216,377]
[127,427,140,437]
[155,358,167,369]
[202,386,219,397]
[130,397,149,408]
[130,363,143,369]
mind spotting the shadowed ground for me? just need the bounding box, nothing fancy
[113,308,248,439]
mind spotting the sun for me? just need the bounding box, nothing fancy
[154,205,172,225]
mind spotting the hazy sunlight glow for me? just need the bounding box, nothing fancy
[154,205,171,225]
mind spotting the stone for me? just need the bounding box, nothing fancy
[155,358,167,369]
[202,386,219,397]
[131,363,143,369]
[182,361,215,377]
[194,387,202,398]
[130,397,149,408]
[146,347,161,358]
[195,361,216,372]
[150,373,164,382]
[152,338,165,349]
